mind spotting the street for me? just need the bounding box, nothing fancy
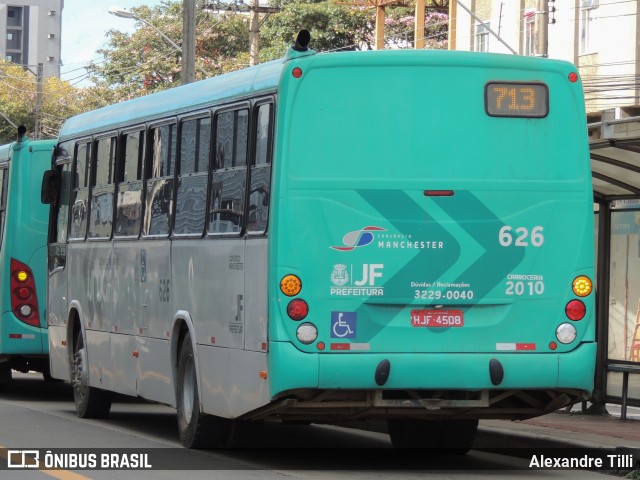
[0,372,620,479]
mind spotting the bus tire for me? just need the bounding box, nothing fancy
[71,330,112,418]
[176,334,262,448]
[388,418,478,453]
[177,333,224,448]
[0,363,11,393]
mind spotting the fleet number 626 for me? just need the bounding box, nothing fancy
[499,226,544,247]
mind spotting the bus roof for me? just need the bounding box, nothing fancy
[58,48,578,142]
[58,57,287,141]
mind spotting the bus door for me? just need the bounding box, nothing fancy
[136,122,176,404]
[43,143,73,380]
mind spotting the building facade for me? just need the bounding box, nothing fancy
[452,0,640,413]
[451,0,640,119]
[0,0,63,78]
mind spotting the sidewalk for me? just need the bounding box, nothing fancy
[476,405,640,450]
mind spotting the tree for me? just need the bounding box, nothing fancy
[384,6,448,49]
[0,62,36,141]
[259,0,373,60]
[86,0,448,100]
[88,1,251,98]
[0,61,111,144]
[260,0,448,56]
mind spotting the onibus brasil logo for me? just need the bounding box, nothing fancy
[330,226,385,251]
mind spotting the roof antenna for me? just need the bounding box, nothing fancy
[17,125,26,142]
[293,30,311,52]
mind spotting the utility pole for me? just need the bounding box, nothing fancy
[414,0,425,49]
[375,5,386,49]
[182,0,196,84]
[448,0,457,50]
[247,1,278,66]
[536,0,549,57]
[249,0,260,66]
[34,63,43,139]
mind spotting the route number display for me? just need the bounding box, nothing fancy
[485,82,548,118]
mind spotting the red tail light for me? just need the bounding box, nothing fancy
[10,258,40,327]
[287,299,309,321]
[565,300,586,321]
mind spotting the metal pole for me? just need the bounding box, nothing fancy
[536,0,548,57]
[134,16,207,77]
[34,63,43,139]
[0,111,17,129]
[593,200,612,413]
[448,0,457,50]
[414,0,425,49]
[182,0,196,84]
[455,0,518,54]
[375,6,385,50]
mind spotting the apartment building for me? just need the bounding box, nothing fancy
[0,0,63,78]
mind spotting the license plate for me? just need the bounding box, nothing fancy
[411,309,464,327]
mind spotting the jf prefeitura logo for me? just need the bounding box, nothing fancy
[330,263,384,297]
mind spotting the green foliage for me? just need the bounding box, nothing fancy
[0,0,448,143]
[88,1,251,95]
[0,61,113,144]
[383,7,448,49]
[259,0,373,60]
[88,2,185,97]
[89,0,448,96]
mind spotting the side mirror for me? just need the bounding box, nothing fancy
[41,169,59,204]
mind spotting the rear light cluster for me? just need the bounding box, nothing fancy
[10,258,40,327]
[555,275,592,346]
[280,274,318,346]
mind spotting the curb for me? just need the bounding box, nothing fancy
[474,424,607,451]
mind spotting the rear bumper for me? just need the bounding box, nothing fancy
[0,312,47,355]
[268,341,596,396]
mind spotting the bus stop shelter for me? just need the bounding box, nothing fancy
[589,108,640,415]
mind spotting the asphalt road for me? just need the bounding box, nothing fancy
[0,372,618,479]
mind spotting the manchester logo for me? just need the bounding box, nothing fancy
[330,226,385,251]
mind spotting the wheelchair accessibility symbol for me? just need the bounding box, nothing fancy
[331,312,357,338]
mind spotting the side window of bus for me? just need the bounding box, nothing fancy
[175,115,210,235]
[69,141,91,240]
[247,102,273,234]
[115,129,144,237]
[52,142,73,244]
[56,162,72,244]
[143,122,176,237]
[0,166,7,248]
[209,108,248,235]
[89,136,116,239]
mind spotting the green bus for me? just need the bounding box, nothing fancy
[42,33,595,450]
[0,130,55,390]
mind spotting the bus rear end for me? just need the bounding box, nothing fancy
[264,50,594,444]
[0,138,55,388]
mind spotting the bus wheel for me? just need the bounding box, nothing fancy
[176,333,226,448]
[71,330,112,418]
[0,363,11,393]
[176,334,264,448]
[388,418,478,453]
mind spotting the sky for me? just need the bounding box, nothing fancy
[60,0,164,86]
